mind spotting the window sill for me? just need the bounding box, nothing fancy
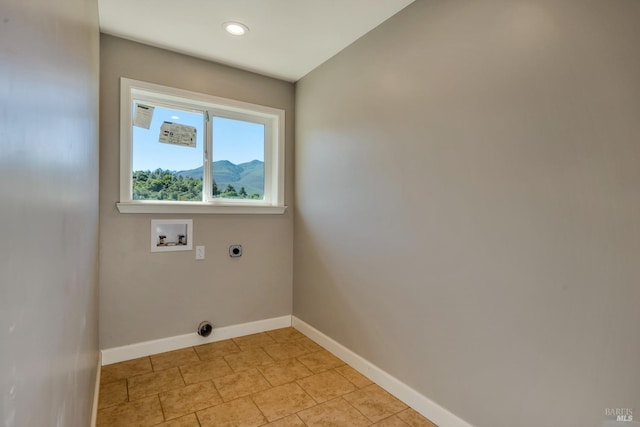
[116,202,287,215]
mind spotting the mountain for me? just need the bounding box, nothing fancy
[176,160,264,196]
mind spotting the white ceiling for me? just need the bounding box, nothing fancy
[98,0,414,82]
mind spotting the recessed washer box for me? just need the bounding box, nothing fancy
[151,219,193,252]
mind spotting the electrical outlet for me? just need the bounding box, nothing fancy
[195,246,205,260]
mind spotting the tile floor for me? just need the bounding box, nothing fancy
[97,327,438,427]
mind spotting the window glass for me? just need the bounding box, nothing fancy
[131,104,204,201]
[211,117,265,200]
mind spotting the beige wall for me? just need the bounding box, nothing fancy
[294,1,640,427]
[99,35,295,349]
[0,0,100,425]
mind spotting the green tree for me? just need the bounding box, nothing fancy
[222,184,238,197]
[132,169,202,201]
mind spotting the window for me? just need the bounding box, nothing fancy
[117,78,286,214]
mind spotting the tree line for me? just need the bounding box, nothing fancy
[133,169,260,200]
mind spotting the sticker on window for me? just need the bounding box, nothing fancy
[158,121,197,148]
[133,103,154,129]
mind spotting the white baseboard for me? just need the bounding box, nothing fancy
[90,351,101,427]
[101,315,292,365]
[292,316,474,427]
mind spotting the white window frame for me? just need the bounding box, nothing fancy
[117,78,286,214]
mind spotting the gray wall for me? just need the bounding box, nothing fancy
[99,35,295,349]
[0,0,100,425]
[294,2,640,427]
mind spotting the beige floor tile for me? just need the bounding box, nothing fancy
[373,415,411,426]
[179,357,233,384]
[194,339,241,360]
[266,327,306,343]
[98,379,128,409]
[127,367,185,400]
[153,413,200,427]
[97,395,163,427]
[396,408,439,427]
[295,336,324,352]
[252,382,316,422]
[150,348,200,371]
[258,359,314,387]
[297,369,357,403]
[263,414,306,426]
[263,341,310,361]
[232,332,276,350]
[159,381,222,420]
[213,368,271,402]
[224,348,274,372]
[335,365,373,388]
[343,384,408,423]
[298,397,371,427]
[297,350,345,373]
[101,357,152,384]
[196,396,266,427]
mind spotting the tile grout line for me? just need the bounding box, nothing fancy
[247,388,270,426]
[156,393,167,425]
[125,376,130,404]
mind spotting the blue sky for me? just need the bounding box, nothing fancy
[132,105,264,171]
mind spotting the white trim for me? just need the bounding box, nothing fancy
[275,110,285,206]
[120,79,133,202]
[101,315,292,365]
[116,202,287,215]
[123,78,285,118]
[90,352,101,427]
[292,316,474,427]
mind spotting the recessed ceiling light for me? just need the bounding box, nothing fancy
[170,115,180,120]
[223,22,249,36]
